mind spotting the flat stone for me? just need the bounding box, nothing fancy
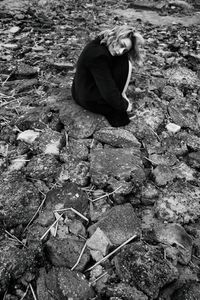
[114,242,178,299]
[161,135,188,156]
[153,165,175,186]
[37,267,94,300]
[88,203,141,246]
[33,128,64,155]
[90,148,145,188]
[59,99,108,138]
[14,62,38,77]
[149,152,178,166]
[86,227,112,260]
[136,107,165,131]
[171,282,200,300]
[154,223,193,265]
[188,151,200,168]
[9,26,21,34]
[155,182,200,223]
[25,154,61,181]
[17,130,40,144]
[168,98,200,132]
[46,182,88,214]
[166,122,181,133]
[0,172,40,228]
[177,131,200,151]
[94,128,141,148]
[46,237,90,271]
[103,282,148,300]
[165,67,200,88]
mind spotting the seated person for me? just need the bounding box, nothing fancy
[71,25,144,127]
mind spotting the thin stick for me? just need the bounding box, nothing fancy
[29,284,38,300]
[86,234,137,272]
[91,186,122,202]
[3,290,7,300]
[40,213,64,240]
[90,272,108,285]
[24,193,47,232]
[71,242,87,271]
[54,207,89,222]
[5,230,27,248]
[19,285,29,300]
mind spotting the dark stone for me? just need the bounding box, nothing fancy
[0,172,40,228]
[46,236,90,271]
[114,242,178,298]
[37,267,94,300]
[46,182,88,214]
[171,281,200,300]
[88,203,141,246]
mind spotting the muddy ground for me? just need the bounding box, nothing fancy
[0,0,200,299]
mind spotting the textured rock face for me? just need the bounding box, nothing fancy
[25,154,61,181]
[37,267,94,300]
[46,237,90,271]
[165,67,200,88]
[0,239,34,294]
[115,242,178,299]
[59,99,108,138]
[94,127,141,148]
[45,182,88,213]
[88,204,141,245]
[154,223,193,265]
[103,282,148,300]
[171,281,200,300]
[89,148,145,188]
[0,172,40,228]
[155,182,200,223]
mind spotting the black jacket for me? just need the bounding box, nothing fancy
[71,37,129,126]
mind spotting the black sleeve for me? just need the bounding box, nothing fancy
[88,55,128,112]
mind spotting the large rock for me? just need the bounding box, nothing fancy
[45,182,88,214]
[89,148,145,188]
[171,281,200,300]
[59,99,108,138]
[94,127,141,148]
[0,239,35,294]
[168,97,200,132]
[154,223,193,265]
[60,139,89,161]
[114,242,178,299]
[46,237,90,271]
[165,67,200,88]
[37,267,94,300]
[155,181,200,223]
[0,172,40,228]
[88,204,141,246]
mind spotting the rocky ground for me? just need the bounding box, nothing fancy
[0,0,200,299]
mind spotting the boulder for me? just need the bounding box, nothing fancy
[154,223,193,265]
[88,203,141,246]
[171,282,200,300]
[45,182,88,214]
[94,127,141,148]
[59,99,108,138]
[0,172,40,228]
[46,237,90,271]
[89,148,145,189]
[37,267,94,300]
[114,242,178,299]
[155,181,200,223]
[165,67,200,88]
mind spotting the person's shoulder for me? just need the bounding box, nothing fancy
[83,37,110,61]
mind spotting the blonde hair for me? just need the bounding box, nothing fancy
[98,25,144,65]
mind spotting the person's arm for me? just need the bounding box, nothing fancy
[88,55,128,112]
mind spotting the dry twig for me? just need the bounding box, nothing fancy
[5,230,27,248]
[90,271,108,285]
[19,285,29,300]
[40,213,64,240]
[86,234,137,272]
[91,186,122,202]
[29,284,38,300]
[71,242,87,271]
[54,207,89,222]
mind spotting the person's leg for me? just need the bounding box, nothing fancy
[111,56,132,112]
